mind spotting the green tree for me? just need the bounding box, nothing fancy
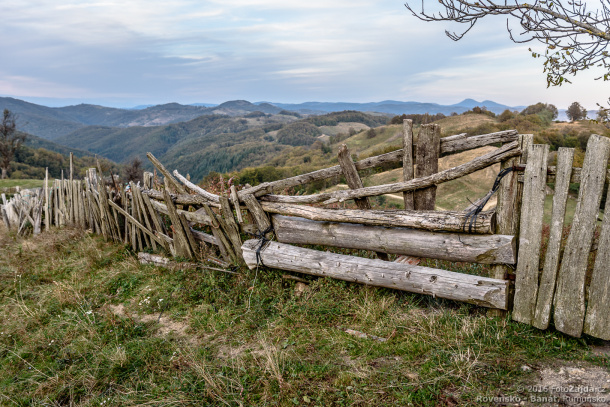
[566,102,587,121]
[0,109,26,179]
[520,103,558,120]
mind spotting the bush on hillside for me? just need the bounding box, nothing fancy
[389,113,446,125]
[277,122,322,146]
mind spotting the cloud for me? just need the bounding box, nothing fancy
[1,0,608,107]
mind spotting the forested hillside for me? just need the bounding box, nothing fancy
[55,111,389,180]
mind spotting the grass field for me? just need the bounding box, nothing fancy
[0,179,44,190]
[0,226,608,406]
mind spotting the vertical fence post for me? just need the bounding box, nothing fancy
[414,124,440,210]
[402,119,415,210]
[512,144,549,324]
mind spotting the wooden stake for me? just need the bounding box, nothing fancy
[163,189,193,259]
[402,119,414,210]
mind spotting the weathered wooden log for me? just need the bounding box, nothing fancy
[512,144,549,325]
[337,144,389,261]
[584,184,610,340]
[554,134,610,337]
[272,215,515,264]
[414,124,440,210]
[189,228,219,246]
[142,189,220,208]
[242,240,509,309]
[260,201,495,234]
[238,130,518,198]
[533,147,574,329]
[402,119,415,210]
[173,170,220,204]
[261,141,521,205]
[242,193,272,234]
[146,152,186,194]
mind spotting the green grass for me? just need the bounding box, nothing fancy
[0,226,607,406]
[0,179,44,190]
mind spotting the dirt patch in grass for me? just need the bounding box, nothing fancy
[523,361,610,406]
[108,303,196,343]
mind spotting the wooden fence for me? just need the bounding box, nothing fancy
[1,123,609,341]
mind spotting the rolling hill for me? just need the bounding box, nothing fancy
[54,110,389,180]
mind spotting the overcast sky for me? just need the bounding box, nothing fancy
[1,0,608,109]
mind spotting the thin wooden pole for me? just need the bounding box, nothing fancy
[44,168,49,232]
[402,119,414,210]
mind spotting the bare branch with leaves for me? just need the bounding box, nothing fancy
[404,0,610,86]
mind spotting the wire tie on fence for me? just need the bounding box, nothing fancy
[463,166,515,233]
[254,225,274,267]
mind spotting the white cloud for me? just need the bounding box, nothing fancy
[1,0,608,107]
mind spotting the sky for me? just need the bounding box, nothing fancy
[1,0,608,110]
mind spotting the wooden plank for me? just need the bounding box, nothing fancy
[584,184,610,340]
[238,130,518,198]
[272,215,515,264]
[242,193,272,235]
[190,228,219,246]
[219,196,245,264]
[230,185,244,224]
[146,152,187,194]
[163,189,193,259]
[554,134,610,337]
[402,119,414,210]
[143,171,153,189]
[202,203,236,264]
[263,141,521,205]
[337,144,389,261]
[512,144,549,324]
[414,124,440,210]
[180,214,199,257]
[260,201,495,234]
[242,240,509,309]
[489,134,533,318]
[532,148,574,329]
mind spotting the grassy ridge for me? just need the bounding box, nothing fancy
[0,227,607,406]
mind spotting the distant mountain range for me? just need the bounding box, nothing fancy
[0,97,525,141]
[263,99,526,116]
